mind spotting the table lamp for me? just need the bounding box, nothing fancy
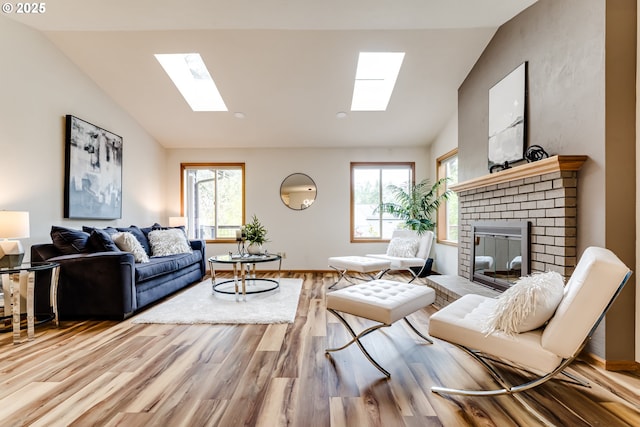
[0,211,30,268]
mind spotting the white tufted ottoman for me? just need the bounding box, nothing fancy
[325,279,435,378]
[327,256,392,288]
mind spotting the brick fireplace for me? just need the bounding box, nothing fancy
[427,155,587,307]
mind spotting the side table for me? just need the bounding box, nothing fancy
[208,254,282,301]
[0,262,60,344]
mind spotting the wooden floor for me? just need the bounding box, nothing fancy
[1,272,639,426]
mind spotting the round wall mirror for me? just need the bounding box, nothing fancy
[280,173,317,210]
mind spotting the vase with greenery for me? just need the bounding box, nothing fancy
[243,214,269,254]
[376,178,452,234]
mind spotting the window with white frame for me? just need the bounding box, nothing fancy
[437,150,458,244]
[351,162,414,241]
[180,163,244,242]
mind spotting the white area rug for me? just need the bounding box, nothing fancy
[132,278,302,324]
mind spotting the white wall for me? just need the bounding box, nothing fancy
[428,112,459,275]
[166,146,430,270]
[0,16,167,257]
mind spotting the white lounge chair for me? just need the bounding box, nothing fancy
[428,246,632,396]
[366,229,434,283]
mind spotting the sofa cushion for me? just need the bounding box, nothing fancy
[484,271,565,336]
[116,225,151,255]
[50,226,90,255]
[148,228,192,256]
[112,232,150,263]
[135,250,203,282]
[87,229,120,252]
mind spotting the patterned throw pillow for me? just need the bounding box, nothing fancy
[386,237,420,258]
[112,231,150,263]
[148,228,192,257]
[484,271,565,336]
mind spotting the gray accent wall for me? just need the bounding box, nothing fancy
[457,0,636,363]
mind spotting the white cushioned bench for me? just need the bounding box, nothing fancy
[325,279,435,377]
[327,256,392,289]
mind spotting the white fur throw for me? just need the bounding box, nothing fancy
[484,271,565,336]
[386,237,419,258]
[148,228,192,257]
[112,232,150,263]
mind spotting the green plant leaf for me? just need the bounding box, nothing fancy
[375,178,452,233]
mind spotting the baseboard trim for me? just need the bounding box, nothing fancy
[580,352,640,371]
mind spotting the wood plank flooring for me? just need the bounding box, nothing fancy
[0,272,639,426]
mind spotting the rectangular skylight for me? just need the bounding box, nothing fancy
[351,52,405,111]
[155,53,228,112]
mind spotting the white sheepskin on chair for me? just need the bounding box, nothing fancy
[484,271,565,336]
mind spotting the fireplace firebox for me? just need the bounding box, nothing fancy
[471,221,530,292]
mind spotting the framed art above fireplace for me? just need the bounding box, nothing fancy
[488,62,527,172]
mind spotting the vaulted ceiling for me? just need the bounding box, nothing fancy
[8,0,537,149]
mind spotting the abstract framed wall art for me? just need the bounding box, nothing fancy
[64,115,123,219]
[488,62,527,171]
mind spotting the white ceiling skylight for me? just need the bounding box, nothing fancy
[155,53,228,112]
[350,52,405,111]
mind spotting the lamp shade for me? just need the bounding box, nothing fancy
[0,211,30,239]
[169,216,187,227]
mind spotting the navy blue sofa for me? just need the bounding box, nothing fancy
[31,225,206,320]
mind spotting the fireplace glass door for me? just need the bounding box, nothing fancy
[472,221,530,291]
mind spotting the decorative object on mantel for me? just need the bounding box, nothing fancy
[488,62,527,173]
[525,145,549,162]
[64,115,123,219]
[489,161,512,174]
[376,178,452,234]
[243,214,269,254]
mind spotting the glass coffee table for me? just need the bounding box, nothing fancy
[208,253,282,301]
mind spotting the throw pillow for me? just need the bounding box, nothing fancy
[148,228,192,257]
[50,226,90,255]
[112,232,150,263]
[484,271,565,336]
[87,229,120,252]
[116,226,151,255]
[386,237,419,258]
[141,223,186,239]
[83,225,119,237]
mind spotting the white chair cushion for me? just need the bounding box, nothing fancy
[429,294,562,373]
[326,279,435,325]
[484,271,565,336]
[365,254,425,269]
[328,256,391,273]
[542,247,630,358]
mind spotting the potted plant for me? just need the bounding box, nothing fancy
[376,178,452,234]
[243,214,269,254]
